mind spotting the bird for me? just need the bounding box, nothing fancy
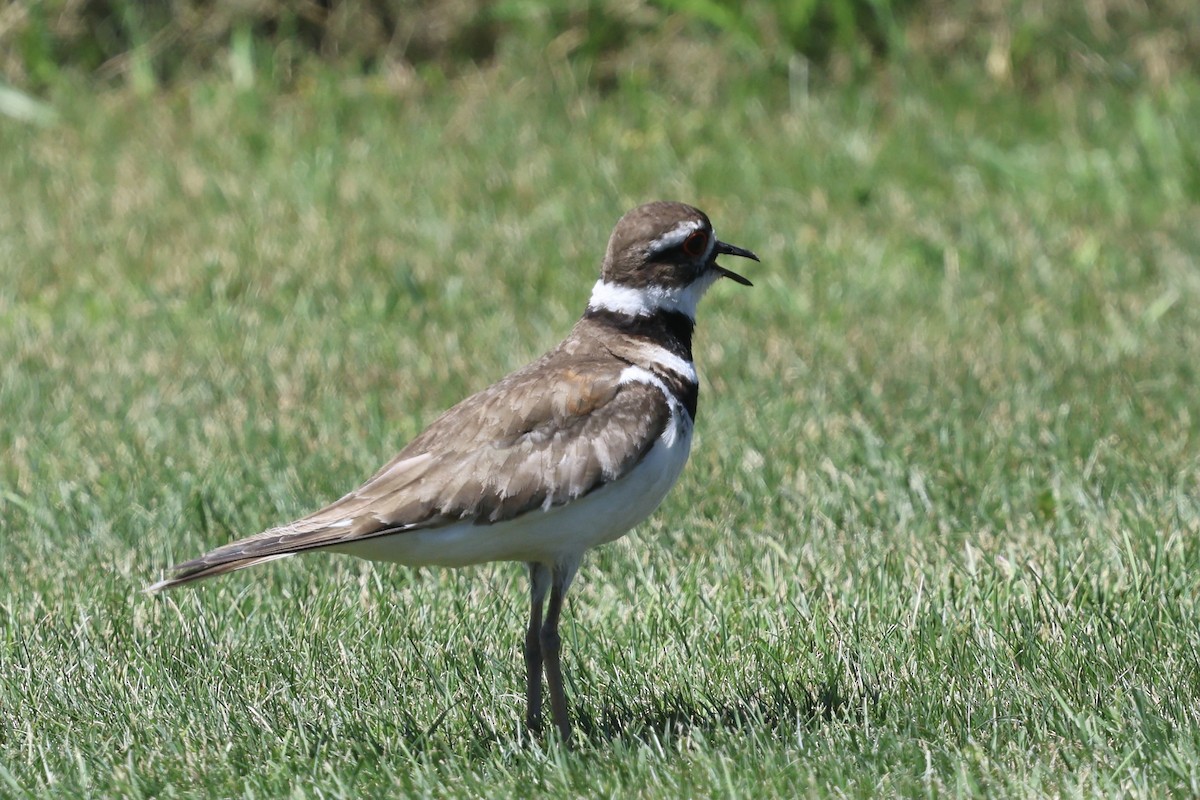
[148,200,758,744]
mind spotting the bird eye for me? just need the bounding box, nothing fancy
[682,230,708,257]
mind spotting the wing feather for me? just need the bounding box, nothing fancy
[149,356,673,590]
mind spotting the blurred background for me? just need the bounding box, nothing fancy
[2,0,1198,93]
[3,1,1200,796]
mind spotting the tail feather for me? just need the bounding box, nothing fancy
[145,553,295,593]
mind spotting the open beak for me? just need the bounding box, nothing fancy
[712,240,759,286]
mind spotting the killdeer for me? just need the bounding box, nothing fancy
[148,201,757,744]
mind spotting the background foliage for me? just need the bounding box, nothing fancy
[4,0,1199,91]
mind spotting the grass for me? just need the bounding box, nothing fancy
[2,51,1200,796]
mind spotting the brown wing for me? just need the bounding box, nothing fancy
[148,355,671,589]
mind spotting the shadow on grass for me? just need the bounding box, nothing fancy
[574,677,866,745]
[289,676,871,759]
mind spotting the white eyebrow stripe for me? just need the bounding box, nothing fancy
[648,219,705,253]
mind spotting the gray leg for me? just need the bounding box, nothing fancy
[541,561,579,744]
[525,562,551,733]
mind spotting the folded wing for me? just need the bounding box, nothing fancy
[148,357,671,590]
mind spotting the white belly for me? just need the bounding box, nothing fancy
[329,421,693,567]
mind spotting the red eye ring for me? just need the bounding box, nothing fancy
[682,230,708,258]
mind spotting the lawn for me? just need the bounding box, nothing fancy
[2,46,1200,797]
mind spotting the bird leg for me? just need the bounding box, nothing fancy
[541,564,575,744]
[524,562,551,733]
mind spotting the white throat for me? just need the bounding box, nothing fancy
[587,272,719,320]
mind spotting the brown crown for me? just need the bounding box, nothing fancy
[600,201,714,288]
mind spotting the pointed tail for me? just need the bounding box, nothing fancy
[144,553,296,593]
